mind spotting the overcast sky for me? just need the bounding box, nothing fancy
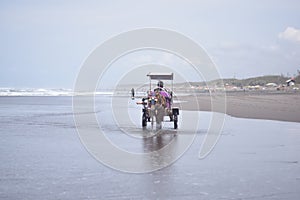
[1,0,300,88]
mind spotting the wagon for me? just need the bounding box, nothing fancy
[137,72,179,129]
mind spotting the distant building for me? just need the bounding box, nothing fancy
[286,78,295,86]
[266,83,278,87]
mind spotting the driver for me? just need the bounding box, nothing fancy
[154,80,164,92]
[154,80,172,108]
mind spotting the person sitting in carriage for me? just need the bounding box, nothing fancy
[153,81,173,121]
[154,80,172,109]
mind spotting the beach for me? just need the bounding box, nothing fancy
[2,0,300,199]
[0,95,300,199]
[177,92,300,123]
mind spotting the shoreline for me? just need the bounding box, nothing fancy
[1,93,299,123]
[175,92,300,123]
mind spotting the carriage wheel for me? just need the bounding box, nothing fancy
[142,113,147,127]
[174,114,178,129]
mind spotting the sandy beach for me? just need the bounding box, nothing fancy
[176,92,300,123]
[1,96,300,199]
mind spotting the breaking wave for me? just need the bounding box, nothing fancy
[0,88,114,96]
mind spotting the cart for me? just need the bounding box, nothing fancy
[137,72,179,129]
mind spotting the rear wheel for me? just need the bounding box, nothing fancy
[142,113,147,127]
[174,114,178,129]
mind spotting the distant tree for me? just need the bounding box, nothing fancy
[235,82,242,87]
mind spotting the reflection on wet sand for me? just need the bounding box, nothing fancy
[141,130,181,170]
[142,130,177,153]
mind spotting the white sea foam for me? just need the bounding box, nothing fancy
[0,88,115,96]
[0,88,74,96]
[0,88,189,97]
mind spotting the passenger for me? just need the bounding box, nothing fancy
[154,80,172,109]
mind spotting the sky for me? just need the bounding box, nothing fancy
[0,0,300,88]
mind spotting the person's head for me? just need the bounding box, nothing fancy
[157,80,164,88]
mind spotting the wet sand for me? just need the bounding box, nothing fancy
[1,96,300,199]
[176,92,300,123]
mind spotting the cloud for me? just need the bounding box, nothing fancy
[279,27,300,43]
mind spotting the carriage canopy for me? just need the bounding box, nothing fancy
[147,72,173,80]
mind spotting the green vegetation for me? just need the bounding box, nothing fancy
[186,74,300,88]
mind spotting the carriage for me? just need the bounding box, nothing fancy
[138,72,179,129]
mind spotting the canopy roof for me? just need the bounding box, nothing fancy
[147,72,173,80]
